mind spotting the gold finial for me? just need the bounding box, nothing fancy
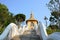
[30,11,34,19]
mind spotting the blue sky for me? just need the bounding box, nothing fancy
[0,0,51,25]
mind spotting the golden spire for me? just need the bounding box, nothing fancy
[26,11,38,24]
[30,11,34,19]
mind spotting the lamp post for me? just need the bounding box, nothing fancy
[44,16,48,27]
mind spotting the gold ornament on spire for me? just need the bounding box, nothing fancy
[26,11,38,24]
[29,12,35,20]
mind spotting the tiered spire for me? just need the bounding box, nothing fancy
[30,11,35,20]
[26,11,38,23]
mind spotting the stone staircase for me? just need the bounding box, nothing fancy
[20,35,40,40]
[12,29,41,40]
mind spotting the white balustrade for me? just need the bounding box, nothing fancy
[38,22,60,40]
[0,23,19,40]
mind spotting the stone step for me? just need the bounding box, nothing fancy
[11,35,42,40]
[23,29,36,35]
[20,35,41,40]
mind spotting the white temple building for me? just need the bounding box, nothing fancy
[26,12,38,30]
[0,12,60,40]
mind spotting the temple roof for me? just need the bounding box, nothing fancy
[26,12,38,23]
[28,12,36,20]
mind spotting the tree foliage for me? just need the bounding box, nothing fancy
[0,3,26,34]
[47,0,60,12]
[14,14,26,27]
[0,3,14,34]
[47,24,60,35]
[47,0,60,28]
[47,0,60,19]
[14,14,26,22]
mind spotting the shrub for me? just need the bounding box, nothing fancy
[46,25,60,35]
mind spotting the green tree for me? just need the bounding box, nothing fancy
[0,3,14,34]
[14,14,26,28]
[47,0,60,12]
[47,0,60,28]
